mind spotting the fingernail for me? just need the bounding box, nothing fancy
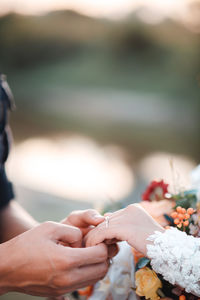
[93,214,104,220]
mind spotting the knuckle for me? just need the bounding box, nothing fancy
[43,221,56,229]
[45,220,55,226]
[87,209,97,215]
[68,210,80,218]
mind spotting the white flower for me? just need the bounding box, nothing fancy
[147,228,200,297]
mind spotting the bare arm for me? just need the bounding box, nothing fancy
[0,201,39,242]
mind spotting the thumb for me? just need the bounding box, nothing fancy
[65,209,105,228]
[53,223,82,247]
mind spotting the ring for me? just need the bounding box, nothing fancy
[105,216,109,228]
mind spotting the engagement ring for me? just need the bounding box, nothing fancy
[105,216,109,228]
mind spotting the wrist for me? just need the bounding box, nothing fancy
[144,225,165,256]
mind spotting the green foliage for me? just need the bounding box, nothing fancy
[0,10,199,160]
[174,190,198,209]
[135,257,150,271]
[163,214,174,226]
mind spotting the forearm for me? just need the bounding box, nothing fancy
[0,201,39,242]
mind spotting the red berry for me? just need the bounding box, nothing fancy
[187,208,194,215]
[171,212,178,219]
[183,220,189,226]
[181,208,186,214]
[178,213,184,220]
[184,213,190,220]
[176,206,182,213]
[174,218,180,225]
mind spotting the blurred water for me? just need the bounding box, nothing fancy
[7,136,134,208]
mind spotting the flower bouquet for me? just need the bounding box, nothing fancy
[77,167,200,300]
[133,180,199,300]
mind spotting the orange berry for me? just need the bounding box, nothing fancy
[187,208,194,215]
[178,213,184,220]
[171,212,178,219]
[174,218,180,225]
[184,213,190,220]
[179,295,186,300]
[181,208,186,214]
[176,206,182,213]
[183,220,189,226]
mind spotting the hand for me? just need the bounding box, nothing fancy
[62,209,119,258]
[0,221,109,297]
[86,204,164,256]
[61,209,105,236]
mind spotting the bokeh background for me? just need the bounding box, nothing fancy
[0,0,200,299]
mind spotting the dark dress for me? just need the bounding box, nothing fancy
[0,74,15,209]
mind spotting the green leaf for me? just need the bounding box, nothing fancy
[164,214,174,225]
[174,190,198,209]
[135,257,150,271]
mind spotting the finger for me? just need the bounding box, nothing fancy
[62,243,108,268]
[104,212,113,217]
[81,225,95,237]
[85,219,124,247]
[107,244,119,258]
[66,261,109,287]
[64,209,105,228]
[53,223,82,247]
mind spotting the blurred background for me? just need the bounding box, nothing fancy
[0,0,200,298]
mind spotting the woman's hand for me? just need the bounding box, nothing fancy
[86,204,164,256]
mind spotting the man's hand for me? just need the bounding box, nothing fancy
[61,209,105,236]
[0,221,109,297]
[62,209,119,258]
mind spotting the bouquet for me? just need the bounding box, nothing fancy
[133,180,199,300]
[76,166,200,300]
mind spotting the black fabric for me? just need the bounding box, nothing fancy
[0,166,14,209]
[0,74,15,209]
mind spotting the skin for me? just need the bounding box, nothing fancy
[86,203,165,256]
[0,201,39,242]
[0,203,117,297]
